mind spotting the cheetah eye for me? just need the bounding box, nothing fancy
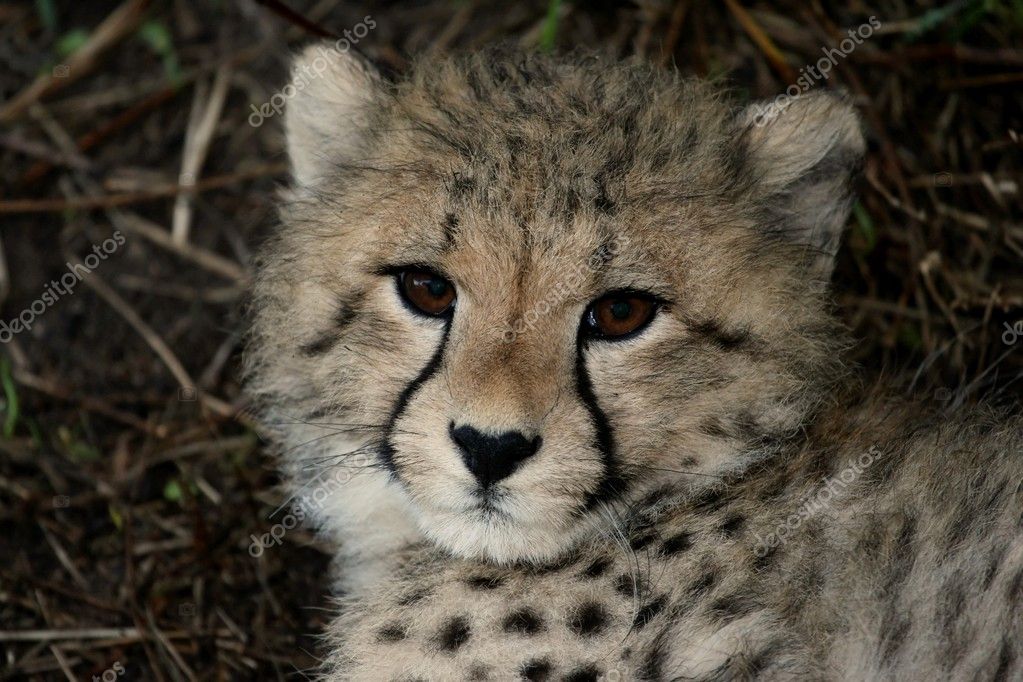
[582,291,658,340]
[396,268,456,317]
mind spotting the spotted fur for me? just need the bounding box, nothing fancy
[245,47,1023,678]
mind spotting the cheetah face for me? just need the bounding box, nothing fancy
[248,47,863,564]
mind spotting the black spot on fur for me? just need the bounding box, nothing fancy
[690,486,727,513]
[581,557,611,578]
[984,545,1007,590]
[992,636,1013,681]
[376,624,407,643]
[633,596,666,629]
[1007,566,1023,602]
[569,601,610,636]
[881,615,910,663]
[398,589,430,606]
[699,416,731,439]
[630,531,656,551]
[640,637,667,680]
[659,531,693,557]
[520,658,552,681]
[614,573,643,597]
[708,593,757,623]
[885,515,917,593]
[468,663,490,681]
[526,552,578,575]
[436,616,471,652]
[719,514,745,536]
[747,640,783,675]
[753,542,779,571]
[466,575,505,590]
[503,608,545,635]
[563,664,600,682]
[594,179,616,214]
[689,569,718,597]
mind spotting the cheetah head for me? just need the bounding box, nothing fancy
[247,46,863,564]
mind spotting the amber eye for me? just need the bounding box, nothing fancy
[583,292,658,339]
[397,268,456,317]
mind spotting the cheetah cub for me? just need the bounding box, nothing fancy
[247,46,1023,680]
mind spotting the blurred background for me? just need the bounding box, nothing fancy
[1,0,1021,679]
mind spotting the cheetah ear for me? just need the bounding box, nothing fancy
[284,43,384,188]
[739,90,865,279]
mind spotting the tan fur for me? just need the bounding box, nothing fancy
[245,46,1023,678]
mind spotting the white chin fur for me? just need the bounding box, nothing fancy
[412,501,591,564]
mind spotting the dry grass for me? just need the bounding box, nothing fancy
[0,1,1021,679]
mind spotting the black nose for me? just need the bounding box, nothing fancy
[449,422,541,488]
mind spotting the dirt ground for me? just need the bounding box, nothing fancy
[0,1,1020,679]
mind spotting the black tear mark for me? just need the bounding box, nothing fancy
[689,318,753,351]
[376,624,407,643]
[379,323,451,477]
[569,601,610,637]
[503,608,545,635]
[575,332,627,510]
[519,658,553,681]
[436,616,471,652]
[563,664,601,682]
[633,596,666,629]
[659,531,693,557]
